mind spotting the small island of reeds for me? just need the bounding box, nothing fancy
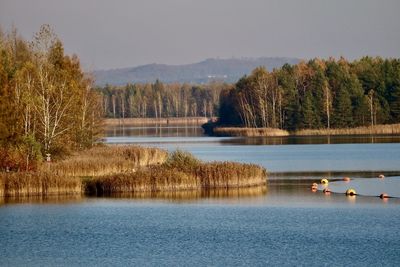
[203,122,400,137]
[0,146,267,198]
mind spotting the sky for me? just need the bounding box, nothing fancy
[1,0,399,70]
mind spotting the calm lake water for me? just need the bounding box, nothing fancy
[2,124,400,266]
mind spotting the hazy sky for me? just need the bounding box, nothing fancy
[1,0,399,70]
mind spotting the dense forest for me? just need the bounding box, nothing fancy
[0,25,102,170]
[97,81,229,118]
[219,57,400,130]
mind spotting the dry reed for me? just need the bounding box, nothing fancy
[85,151,267,194]
[1,148,267,198]
[47,145,168,177]
[0,172,81,197]
[213,127,289,137]
[295,124,400,136]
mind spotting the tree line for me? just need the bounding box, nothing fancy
[96,81,228,119]
[0,25,102,170]
[219,57,400,130]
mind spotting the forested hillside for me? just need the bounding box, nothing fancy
[94,57,300,85]
[218,57,400,130]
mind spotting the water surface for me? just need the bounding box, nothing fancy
[2,124,400,266]
[104,125,400,173]
[1,195,400,266]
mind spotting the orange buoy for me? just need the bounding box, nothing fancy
[379,174,385,179]
[323,188,331,194]
[345,189,357,196]
[343,177,351,182]
[311,183,318,190]
[380,193,389,199]
[321,178,329,185]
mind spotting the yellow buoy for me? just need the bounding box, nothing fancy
[321,178,329,185]
[345,189,357,196]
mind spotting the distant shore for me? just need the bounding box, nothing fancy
[203,123,400,137]
[105,117,211,126]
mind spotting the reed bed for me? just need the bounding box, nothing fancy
[195,162,267,188]
[47,145,168,177]
[1,149,267,198]
[295,124,400,136]
[213,127,289,137]
[209,124,400,137]
[0,172,81,197]
[85,151,267,194]
[105,117,210,126]
[85,167,199,194]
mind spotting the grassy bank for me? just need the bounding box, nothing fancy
[105,117,210,126]
[1,148,267,197]
[205,123,400,137]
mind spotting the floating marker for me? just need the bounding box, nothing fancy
[379,174,385,179]
[345,189,357,196]
[343,177,351,182]
[311,183,318,190]
[379,193,389,199]
[321,178,329,185]
[311,187,317,193]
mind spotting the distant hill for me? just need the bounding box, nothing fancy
[94,57,300,85]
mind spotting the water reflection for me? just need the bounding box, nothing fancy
[105,124,400,145]
[220,134,400,145]
[89,186,267,201]
[269,171,400,180]
[0,195,84,206]
[105,124,205,138]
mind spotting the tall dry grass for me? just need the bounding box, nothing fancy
[213,127,289,137]
[47,145,168,177]
[210,124,400,137]
[0,172,81,197]
[85,150,267,194]
[1,148,267,198]
[295,124,400,136]
[105,117,210,126]
[195,162,267,188]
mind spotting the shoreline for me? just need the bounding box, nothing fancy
[203,123,400,137]
[105,117,211,126]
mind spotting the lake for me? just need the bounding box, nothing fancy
[1,124,400,266]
